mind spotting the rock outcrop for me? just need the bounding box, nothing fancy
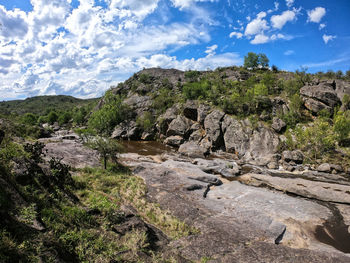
[300,82,341,114]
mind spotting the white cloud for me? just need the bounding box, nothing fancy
[229,31,243,39]
[205,44,218,55]
[319,23,326,30]
[170,0,216,10]
[286,0,294,8]
[250,34,269,44]
[307,7,326,23]
[0,6,28,40]
[284,50,294,55]
[322,34,336,44]
[109,0,160,19]
[244,12,269,36]
[271,10,296,29]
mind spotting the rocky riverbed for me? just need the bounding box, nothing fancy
[43,134,350,262]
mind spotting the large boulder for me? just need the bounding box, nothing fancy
[282,150,304,164]
[123,94,153,116]
[178,141,209,158]
[222,116,251,156]
[271,117,286,133]
[303,98,331,114]
[157,105,180,135]
[111,121,140,140]
[166,115,192,137]
[183,100,198,121]
[300,83,340,113]
[164,136,184,147]
[203,110,225,150]
[246,127,280,164]
[197,104,211,124]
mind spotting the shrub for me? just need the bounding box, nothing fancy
[21,113,38,125]
[88,91,130,135]
[136,112,154,132]
[47,111,58,124]
[333,110,350,144]
[182,80,210,100]
[184,70,200,82]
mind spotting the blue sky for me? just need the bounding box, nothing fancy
[0,0,349,100]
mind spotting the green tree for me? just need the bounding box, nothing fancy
[244,52,269,69]
[87,137,123,169]
[258,53,269,69]
[47,111,58,124]
[333,110,350,144]
[244,52,259,69]
[88,91,130,135]
[21,113,38,125]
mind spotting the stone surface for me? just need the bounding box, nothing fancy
[178,141,209,158]
[282,150,304,164]
[240,173,350,204]
[183,100,198,121]
[164,135,184,147]
[303,98,331,114]
[42,138,100,169]
[167,115,192,137]
[317,163,332,173]
[119,151,350,262]
[111,121,140,140]
[222,115,251,156]
[203,110,225,150]
[300,82,340,111]
[271,117,286,133]
[197,104,211,124]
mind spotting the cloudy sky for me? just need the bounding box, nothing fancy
[0,0,349,100]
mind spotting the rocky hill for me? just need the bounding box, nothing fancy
[92,66,350,171]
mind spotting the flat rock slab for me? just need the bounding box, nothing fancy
[240,173,350,204]
[120,153,350,262]
[43,139,100,169]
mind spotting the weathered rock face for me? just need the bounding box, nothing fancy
[157,104,179,134]
[183,100,198,121]
[178,141,209,158]
[246,127,280,164]
[166,115,192,137]
[111,121,141,140]
[222,115,251,156]
[203,110,225,150]
[164,135,184,147]
[197,104,210,124]
[271,117,286,133]
[282,150,304,164]
[300,83,341,113]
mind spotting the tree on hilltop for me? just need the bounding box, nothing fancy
[244,52,269,70]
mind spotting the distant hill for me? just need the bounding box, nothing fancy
[0,95,99,115]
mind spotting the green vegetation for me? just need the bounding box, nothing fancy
[88,91,130,135]
[244,52,269,69]
[0,124,195,262]
[0,95,98,116]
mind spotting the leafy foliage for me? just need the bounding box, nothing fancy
[244,52,269,69]
[88,91,130,135]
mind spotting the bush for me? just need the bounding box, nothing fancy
[58,111,72,125]
[182,80,210,100]
[280,94,304,128]
[184,70,200,82]
[47,111,58,124]
[136,112,154,132]
[333,110,350,144]
[21,113,38,125]
[88,91,130,135]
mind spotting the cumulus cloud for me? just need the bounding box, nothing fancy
[170,0,216,10]
[0,6,28,40]
[322,34,336,44]
[319,23,326,30]
[250,34,269,44]
[244,12,269,36]
[271,10,296,29]
[205,44,218,56]
[286,0,294,8]
[308,7,326,23]
[229,31,243,39]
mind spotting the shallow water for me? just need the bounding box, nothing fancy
[120,140,175,156]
